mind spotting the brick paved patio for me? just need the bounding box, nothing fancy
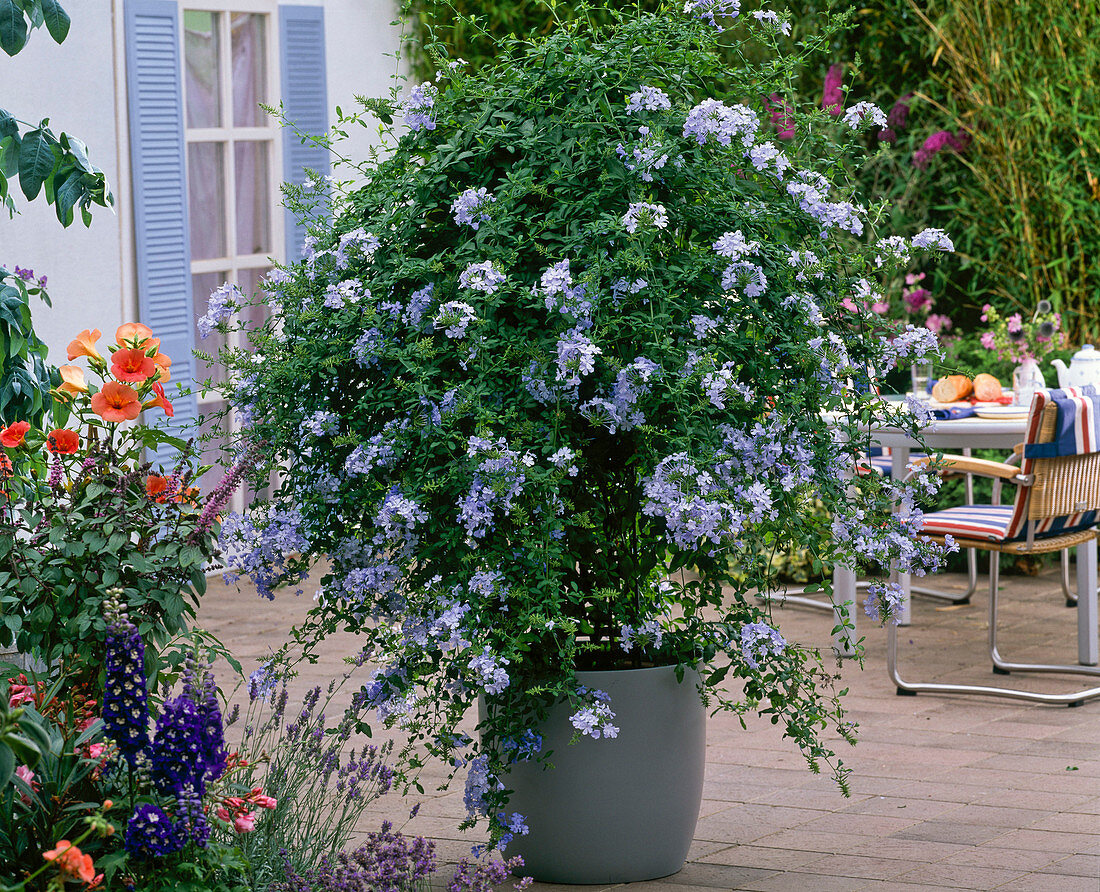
[198,561,1100,891]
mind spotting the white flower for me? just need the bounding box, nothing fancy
[842,101,888,130]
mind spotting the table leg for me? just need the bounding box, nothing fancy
[831,564,857,658]
[890,445,913,626]
[1077,537,1098,666]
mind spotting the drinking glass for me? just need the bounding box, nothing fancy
[910,363,933,400]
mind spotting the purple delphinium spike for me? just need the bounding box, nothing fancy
[124,803,184,859]
[150,695,207,796]
[101,592,150,769]
[182,657,229,782]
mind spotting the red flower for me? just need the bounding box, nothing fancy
[90,381,141,422]
[46,429,80,454]
[146,475,168,501]
[111,347,156,383]
[1,420,29,448]
[142,382,174,417]
[42,840,97,884]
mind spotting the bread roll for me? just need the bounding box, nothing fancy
[931,374,974,403]
[972,373,1003,402]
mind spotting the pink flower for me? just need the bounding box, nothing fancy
[870,300,890,315]
[925,314,953,334]
[250,788,277,809]
[913,128,970,170]
[15,765,39,805]
[821,64,844,115]
[903,288,933,314]
[840,296,857,312]
[980,331,997,350]
[233,812,257,833]
[1006,313,1023,333]
[216,807,232,822]
[8,686,35,709]
[905,272,925,287]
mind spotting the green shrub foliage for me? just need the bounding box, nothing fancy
[218,2,950,842]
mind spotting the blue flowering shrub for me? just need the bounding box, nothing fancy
[213,0,954,845]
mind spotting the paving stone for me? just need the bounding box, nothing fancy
[1036,852,1100,877]
[890,820,1010,846]
[799,853,927,881]
[197,563,1100,890]
[892,861,1028,889]
[697,844,824,871]
[995,874,1100,892]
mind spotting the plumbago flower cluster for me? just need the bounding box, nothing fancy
[212,3,951,844]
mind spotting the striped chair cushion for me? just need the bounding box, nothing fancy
[864,448,926,478]
[922,504,1100,543]
[1023,385,1100,459]
[921,505,1016,542]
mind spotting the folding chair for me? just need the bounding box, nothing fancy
[888,386,1100,705]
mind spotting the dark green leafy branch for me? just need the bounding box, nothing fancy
[0,0,114,225]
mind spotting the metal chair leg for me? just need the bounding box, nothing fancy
[912,463,979,604]
[1062,550,1076,608]
[989,545,1100,677]
[887,552,1100,705]
[760,580,871,613]
[911,546,978,604]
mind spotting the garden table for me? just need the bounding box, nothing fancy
[833,410,1099,669]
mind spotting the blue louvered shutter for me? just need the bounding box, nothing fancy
[124,0,197,466]
[279,5,330,261]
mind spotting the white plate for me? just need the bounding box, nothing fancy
[974,405,1030,419]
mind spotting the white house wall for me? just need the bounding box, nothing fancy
[0,3,125,361]
[0,0,401,370]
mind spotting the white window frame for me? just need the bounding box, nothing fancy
[180,2,284,508]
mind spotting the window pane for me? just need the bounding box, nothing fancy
[192,271,230,386]
[184,11,221,128]
[234,141,271,255]
[231,13,267,127]
[238,267,272,340]
[188,142,227,260]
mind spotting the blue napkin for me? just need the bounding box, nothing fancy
[930,405,976,421]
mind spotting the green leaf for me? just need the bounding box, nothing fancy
[0,742,14,787]
[40,0,69,42]
[0,0,28,56]
[0,107,17,141]
[0,136,18,179]
[15,715,50,761]
[53,167,83,225]
[17,128,54,200]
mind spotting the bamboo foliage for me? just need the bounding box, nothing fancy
[909,0,1100,342]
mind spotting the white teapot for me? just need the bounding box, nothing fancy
[1051,344,1100,389]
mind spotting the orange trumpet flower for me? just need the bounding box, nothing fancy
[143,382,174,417]
[45,429,80,454]
[111,347,157,383]
[90,381,141,422]
[115,322,157,349]
[58,365,89,397]
[66,329,103,362]
[1,420,29,448]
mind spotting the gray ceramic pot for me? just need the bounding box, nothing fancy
[501,664,706,883]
